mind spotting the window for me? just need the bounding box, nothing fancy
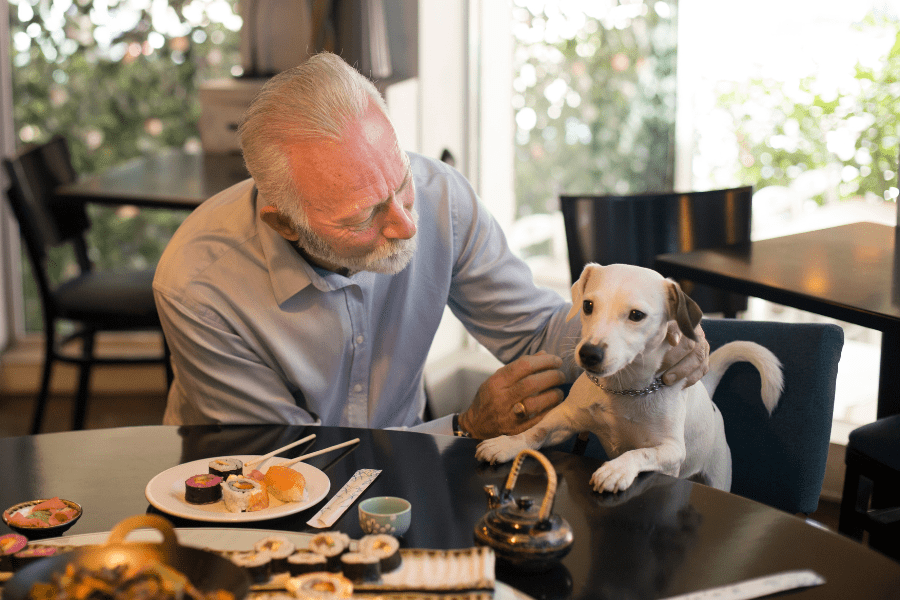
[7,0,242,332]
[477,0,899,442]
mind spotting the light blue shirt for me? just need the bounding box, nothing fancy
[153,153,578,434]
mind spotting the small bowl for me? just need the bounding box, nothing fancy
[359,496,411,537]
[2,499,83,540]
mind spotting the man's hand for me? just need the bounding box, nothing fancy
[661,322,710,387]
[458,351,566,439]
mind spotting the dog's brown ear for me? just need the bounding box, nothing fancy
[666,279,702,341]
[566,264,596,322]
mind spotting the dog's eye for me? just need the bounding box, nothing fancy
[628,310,646,322]
[582,300,593,315]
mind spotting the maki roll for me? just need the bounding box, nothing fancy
[209,457,244,479]
[254,535,295,573]
[339,552,380,583]
[308,532,350,572]
[222,476,268,513]
[358,534,402,573]
[230,550,272,584]
[184,474,223,505]
[0,533,27,571]
[285,572,353,599]
[286,552,328,576]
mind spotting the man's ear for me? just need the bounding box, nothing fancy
[260,205,300,242]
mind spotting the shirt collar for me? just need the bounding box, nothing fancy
[254,186,358,303]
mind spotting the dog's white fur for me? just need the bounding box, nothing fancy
[475,263,783,493]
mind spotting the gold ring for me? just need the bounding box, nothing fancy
[513,402,526,417]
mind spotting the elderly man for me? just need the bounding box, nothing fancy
[153,52,707,439]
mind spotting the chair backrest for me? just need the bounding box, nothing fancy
[3,136,88,286]
[702,318,844,515]
[560,187,752,314]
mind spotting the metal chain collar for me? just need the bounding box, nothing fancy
[586,374,665,397]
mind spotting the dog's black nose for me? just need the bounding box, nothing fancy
[579,343,605,369]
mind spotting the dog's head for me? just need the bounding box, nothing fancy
[566,263,702,377]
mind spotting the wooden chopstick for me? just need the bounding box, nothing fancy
[278,438,361,467]
[244,433,316,468]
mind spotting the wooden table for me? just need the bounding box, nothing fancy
[54,149,249,209]
[2,425,899,599]
[656,222,900,419]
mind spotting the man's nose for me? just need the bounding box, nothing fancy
[381,196,416,240]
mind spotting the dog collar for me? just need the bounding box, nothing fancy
[586,374,665,396]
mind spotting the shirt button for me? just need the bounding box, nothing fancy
[354,384,363,393]
[356,335,365,344]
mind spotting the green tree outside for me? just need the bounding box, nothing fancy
[8,0,241,331]
[716,12,899,206]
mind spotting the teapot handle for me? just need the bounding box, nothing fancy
[502,449,557,523]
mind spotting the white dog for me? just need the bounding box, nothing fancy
[475,263,783,493]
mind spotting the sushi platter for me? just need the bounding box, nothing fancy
[145,455,330,523]
[2,527,534,600]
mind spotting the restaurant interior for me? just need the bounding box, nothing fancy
[0,0,899,592]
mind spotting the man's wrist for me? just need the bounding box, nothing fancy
[452,413,472,438]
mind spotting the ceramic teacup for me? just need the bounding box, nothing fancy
[358,496,411,537]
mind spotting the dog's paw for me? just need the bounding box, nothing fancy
[590,459,639,493]
[475,436,523,464]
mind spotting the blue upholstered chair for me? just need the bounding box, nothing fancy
[570,317,843,516]
[702,318,843,515]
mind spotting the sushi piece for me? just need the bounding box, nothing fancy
[254,536,296,573]
[285,572,353,599]
[231,550,272,584]
[12,545,57,570]
[339,552,380,583]
[0,533,28,571]
[222,476,267,513]
[184,474,223,505]
[286,552,328,576]
[209,458,244,479]
[264,465,307,503]
[307,532,350,572]
[358,534,402,573]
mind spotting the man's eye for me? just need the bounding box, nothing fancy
[582,300,593,315]
[628,310,646,322]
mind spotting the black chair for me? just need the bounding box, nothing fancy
[3,135,171,433]
[561,187,752,316]
[838,415,900,561]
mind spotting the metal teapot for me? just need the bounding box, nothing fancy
[474,449,573,572]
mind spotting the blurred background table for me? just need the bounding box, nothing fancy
[656,222,900,419]
[54,149,248,210]
[2,425,899,599]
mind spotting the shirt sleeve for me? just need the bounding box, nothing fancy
[442,169,581,378]
[155,290,320,426]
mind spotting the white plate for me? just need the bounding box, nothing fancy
[32,528,316,551]
[145,455,330,523]
[31,529,533,600]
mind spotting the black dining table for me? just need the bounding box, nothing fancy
[655,221,900,419]
[54,149,248,210]
[1,425,899,599]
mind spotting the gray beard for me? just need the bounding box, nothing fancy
[293,208,419,275]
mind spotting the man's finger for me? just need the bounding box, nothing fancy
[511,387,564,421]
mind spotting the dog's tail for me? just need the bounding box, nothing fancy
[701,341,784,415]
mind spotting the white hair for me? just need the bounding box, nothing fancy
[238,52,391,224]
